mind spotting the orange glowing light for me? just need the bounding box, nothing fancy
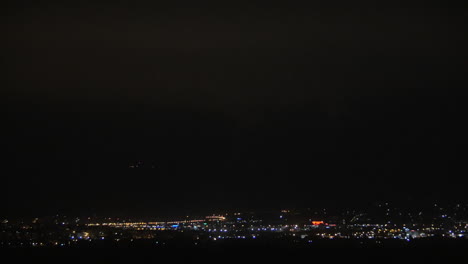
[312,221,324,225]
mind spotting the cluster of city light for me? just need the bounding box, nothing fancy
[85,215,226,230]
[3,203,468,248]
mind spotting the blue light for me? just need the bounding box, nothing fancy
[172,224,179,228]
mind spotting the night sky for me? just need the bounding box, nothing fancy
[4,3,468,217]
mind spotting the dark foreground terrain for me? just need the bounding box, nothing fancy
[3,238,468,264]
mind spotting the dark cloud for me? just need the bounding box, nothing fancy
[3,3,467,216]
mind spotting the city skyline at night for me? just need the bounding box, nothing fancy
[4,2,467,255]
